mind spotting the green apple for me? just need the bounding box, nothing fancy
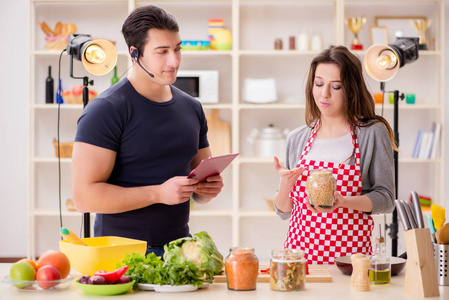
[10,261,36,288]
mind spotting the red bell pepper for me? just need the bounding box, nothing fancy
[94,265,129,284]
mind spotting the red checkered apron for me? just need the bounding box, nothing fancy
[284,126,373,264]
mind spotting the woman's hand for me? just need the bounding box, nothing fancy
[273,156,306,213]
[273,156,305,191]
[306,191,345,213]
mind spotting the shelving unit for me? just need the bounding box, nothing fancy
[29,0,444,261]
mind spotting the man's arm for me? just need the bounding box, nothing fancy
[190,147,224,204]
[72,142,198,213]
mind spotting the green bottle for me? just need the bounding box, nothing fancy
[111,66,119,85]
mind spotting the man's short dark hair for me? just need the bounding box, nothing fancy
[122,5,179,56]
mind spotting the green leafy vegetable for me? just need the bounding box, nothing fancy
[164,231,224,281]
[117,231,224,289]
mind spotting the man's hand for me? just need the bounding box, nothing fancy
[157,177,199,205]
[192,175,223,203]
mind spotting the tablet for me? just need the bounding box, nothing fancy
[187,153,239,183]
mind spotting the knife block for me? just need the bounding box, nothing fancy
[404,228,439,297]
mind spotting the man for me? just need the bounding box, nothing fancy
[72,5,223,256]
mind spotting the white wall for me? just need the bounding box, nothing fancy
[0,0,448,258]
[0,0,29,257]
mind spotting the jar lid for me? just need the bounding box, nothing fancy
[309,169,332,175]
[271,249,305,261]
[229,247,255,254]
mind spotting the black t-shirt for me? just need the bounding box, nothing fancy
[75,78,209,246]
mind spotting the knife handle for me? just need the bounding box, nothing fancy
[411,191,425,228]
[402,200,418,229]
[395,200,410,231]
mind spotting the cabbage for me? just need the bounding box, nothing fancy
[163,231,224,281]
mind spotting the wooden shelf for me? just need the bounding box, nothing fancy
[28,0,445,262]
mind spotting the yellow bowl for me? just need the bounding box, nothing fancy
[59,236,147,276]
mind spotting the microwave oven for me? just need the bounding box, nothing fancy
[173,70,219,103]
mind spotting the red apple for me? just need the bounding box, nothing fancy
[36,265,61,290]
[72,86,83,96]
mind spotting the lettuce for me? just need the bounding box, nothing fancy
[118,231,224,289]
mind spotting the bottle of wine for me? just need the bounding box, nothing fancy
[45,66,54,103]
[111,66,119,85]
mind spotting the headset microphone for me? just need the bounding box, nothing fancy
[131,49,154,78]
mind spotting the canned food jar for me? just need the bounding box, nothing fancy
[306,169,336,207]
[270,249,306,291]
[225,247,259,291]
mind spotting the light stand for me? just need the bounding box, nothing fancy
[364,37,419,257]
[65,34,117,238]
[380,85,405,257]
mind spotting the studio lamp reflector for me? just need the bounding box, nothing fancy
[67,34,117,76]
[364,37,419,82]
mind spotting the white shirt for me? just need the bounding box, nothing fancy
[306,132,354,165]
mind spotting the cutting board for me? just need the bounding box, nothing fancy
[213,265,332,283]
[206,109,231,155]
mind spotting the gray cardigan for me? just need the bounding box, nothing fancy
[275,122,395,219]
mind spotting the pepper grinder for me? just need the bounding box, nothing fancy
[351,254,370,291]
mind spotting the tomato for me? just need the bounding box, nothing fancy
[37,250,71,279]
[36,265,61,290]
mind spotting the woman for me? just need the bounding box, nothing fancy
[273,45,395,264]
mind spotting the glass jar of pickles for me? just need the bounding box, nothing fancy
[225,247,259,291]
[270,249,306,291]
[306,169,336,207]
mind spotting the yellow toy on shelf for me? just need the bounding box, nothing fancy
[208,19,232,50]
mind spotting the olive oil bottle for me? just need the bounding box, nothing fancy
[369,225,391,285]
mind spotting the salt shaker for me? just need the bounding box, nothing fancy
[351,254,370,291]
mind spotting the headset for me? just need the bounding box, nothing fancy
[131,48,154,78]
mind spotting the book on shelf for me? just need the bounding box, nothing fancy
[430,122,442,159]
[412,122,442,160]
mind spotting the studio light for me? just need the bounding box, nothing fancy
[363,36,419,258]
[60,34,117,238]
[364,37,419,82]
[66,34,117,76]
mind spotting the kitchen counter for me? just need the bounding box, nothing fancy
[0,263,447,299]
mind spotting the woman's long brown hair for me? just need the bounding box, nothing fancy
[304,45,398,151]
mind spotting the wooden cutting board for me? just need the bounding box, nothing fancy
[206,109,231,155]
[213,265,332,283]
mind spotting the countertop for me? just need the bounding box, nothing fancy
[0,263,447,299]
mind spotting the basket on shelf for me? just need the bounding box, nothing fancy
[53,138,74,158]
[263,196,275,211]
[63,89,97,104]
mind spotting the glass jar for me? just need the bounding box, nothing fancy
[270,249,306,291]
[225,247,259,291]
[306,169,336,207]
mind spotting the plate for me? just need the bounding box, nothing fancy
[335,255,406,276]
[76,280,134,295]
[2,275,73,291]
[138,283,199,293]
